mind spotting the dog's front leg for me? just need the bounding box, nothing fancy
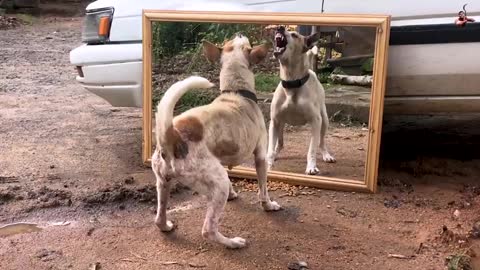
[306,119,322,175]
[228,182,238,201]
[255,148,281,211]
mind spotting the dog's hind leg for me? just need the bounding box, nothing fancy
[201,163,246,249]
[319,105,336,163]
[255,144,281,211]
[267,120,281,170]
[152,152,174,232]
[275,121,285,154]
[306,118,322,175]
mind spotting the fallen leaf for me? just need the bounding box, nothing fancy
[189,262,207,268]
[388,254,415,259]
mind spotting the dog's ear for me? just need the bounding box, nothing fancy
[249,43,270,65]
[303,32,321,52]
[202,40,222,63]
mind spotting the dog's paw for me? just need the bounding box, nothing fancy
[228,190,239,201]
[262,200,282,211]
[157,220,175,232]
[226,237,247,249]
[267,162,274,171]
[305,166,320,175]
[323,153,336,163]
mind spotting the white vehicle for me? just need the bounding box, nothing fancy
[70,0,480,113]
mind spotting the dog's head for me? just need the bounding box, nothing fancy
[273,26,320,62]
[202,33,270,67]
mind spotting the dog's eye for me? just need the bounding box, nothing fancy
[291,33,299,38]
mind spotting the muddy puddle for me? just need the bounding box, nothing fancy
[0,222,43,237]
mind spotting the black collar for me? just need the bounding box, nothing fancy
[221,89,258,103]
[281,73,310,89]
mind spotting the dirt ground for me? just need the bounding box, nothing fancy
[1,15,480,270]
[241,125,368,180]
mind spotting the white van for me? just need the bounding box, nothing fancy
[70,0,480,114]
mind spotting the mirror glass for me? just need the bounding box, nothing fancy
[151,22,376,182]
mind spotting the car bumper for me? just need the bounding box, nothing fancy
[70,43,143,107]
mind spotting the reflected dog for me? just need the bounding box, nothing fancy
[267,26,336,175]
[151,34,281,249]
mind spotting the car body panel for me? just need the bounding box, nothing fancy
[70,0,480,113]
[76,61,143,107]
[70,43,142,65]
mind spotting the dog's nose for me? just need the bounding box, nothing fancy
[276,26,285,33]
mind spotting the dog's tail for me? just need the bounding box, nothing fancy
[155,76,214,150]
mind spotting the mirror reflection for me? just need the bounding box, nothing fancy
[151,22,376,181]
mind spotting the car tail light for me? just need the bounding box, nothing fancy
[81,7,114,44]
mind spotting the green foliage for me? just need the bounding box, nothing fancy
[361,57,374,75]
[255,73,279,93]
[153,89,218,115]
[446,253,473,270]
[318,72,332,84]
[152,22,265,60]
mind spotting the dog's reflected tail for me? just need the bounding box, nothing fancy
[155,76,214,160]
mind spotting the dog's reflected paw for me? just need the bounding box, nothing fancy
[267,162,274,171]
[228,190,239,201]
[263,200,282,211]
[305,166,320,175]
[157,220,175,232]
[227,237,247,249]
[323,153,336,163]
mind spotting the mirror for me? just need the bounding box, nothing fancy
[142,11,390,193]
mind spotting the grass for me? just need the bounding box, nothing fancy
[153,89,218,115]
[255,73,280,93]
[151,72,279,115]
[15,14,37,25]
[446,252,473,270]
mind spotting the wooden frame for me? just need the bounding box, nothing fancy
[142,10,391,193]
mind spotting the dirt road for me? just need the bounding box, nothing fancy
[0,17,479,270]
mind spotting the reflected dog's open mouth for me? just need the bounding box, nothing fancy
[274,31,287,57]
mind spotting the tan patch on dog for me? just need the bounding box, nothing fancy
[223,40,235,53]
[164,126,188,159]
[218,97,237,104]
[163,116,203,159]
[212,140,239,157]
[175,116,204,142]
[203,41,221,63]
[249,43,270,65]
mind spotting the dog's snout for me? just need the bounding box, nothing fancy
[276,26,285,33]
[235,32,244,38]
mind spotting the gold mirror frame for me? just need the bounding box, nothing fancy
[142,10,390,193]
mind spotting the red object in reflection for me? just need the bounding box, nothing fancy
[456,11,475,27]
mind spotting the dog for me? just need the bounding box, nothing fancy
[267,26,336,175]
[151,33,281,249]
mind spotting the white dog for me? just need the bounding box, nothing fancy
[267,26,336,175]
[151,34,281,249]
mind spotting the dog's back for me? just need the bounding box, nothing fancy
[175,92,265,166]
